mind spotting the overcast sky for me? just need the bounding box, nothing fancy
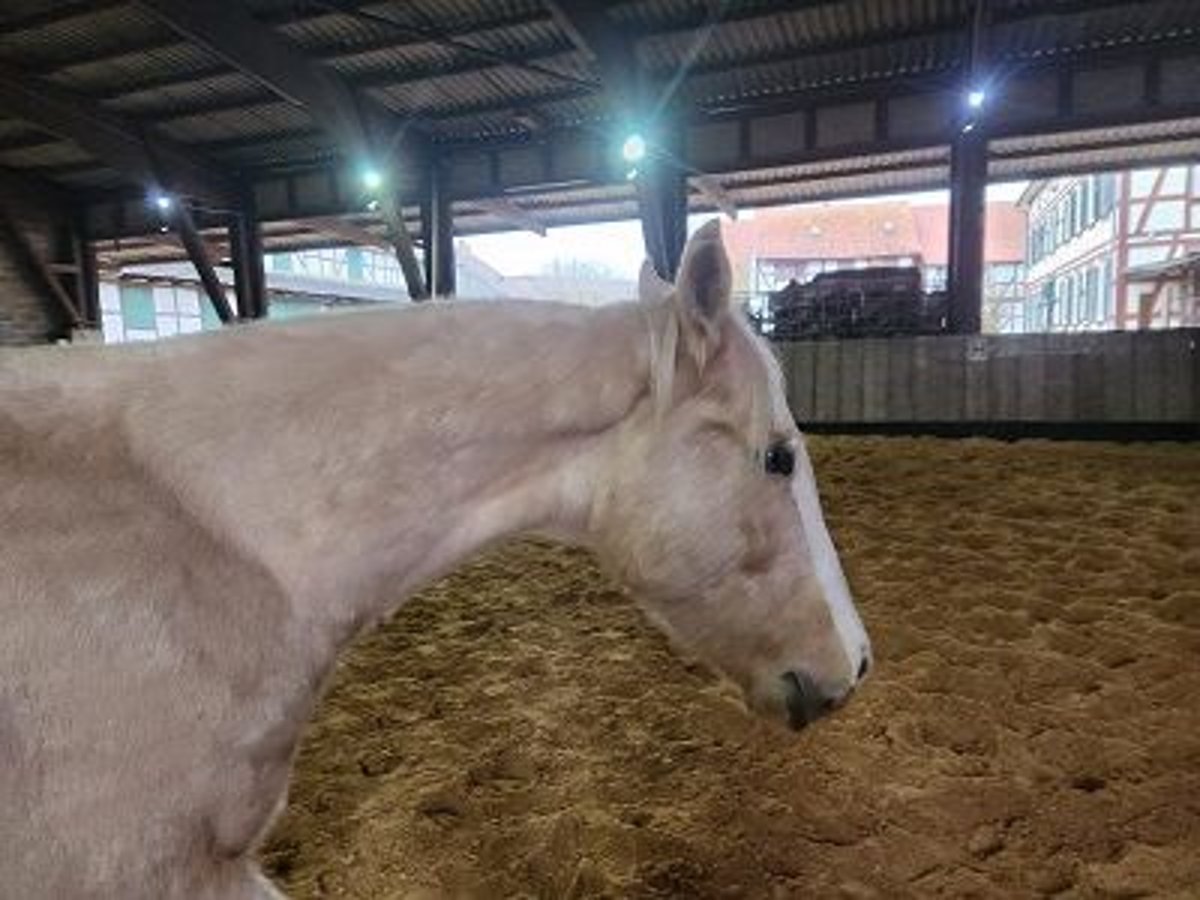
[461,181,1029,280]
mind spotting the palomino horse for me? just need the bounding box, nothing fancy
[0,222,870,898]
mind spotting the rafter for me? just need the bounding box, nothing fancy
[305,216,392,250]
[172,200,235,323]
[0,58,235,206]
[692,175,738,221]
[544,0,640,109]
[473,198,548,237]
[0,202,81,330]
[133,0,427,298]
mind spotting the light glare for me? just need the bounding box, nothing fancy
[361,167,383,192]
[621,133,647,164]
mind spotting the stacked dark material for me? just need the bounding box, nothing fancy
[765,267,947,339]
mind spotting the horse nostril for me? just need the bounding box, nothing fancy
[857,656,871,680]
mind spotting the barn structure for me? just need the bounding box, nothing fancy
[0,0,1197,431]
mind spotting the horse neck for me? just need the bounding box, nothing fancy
[123,300,655,639]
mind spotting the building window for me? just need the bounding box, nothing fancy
[1145,199,1186,233]
[1102,256,1114,321]
[1096,173,1116,216]
[1131,168,1158,198]
[1085,266,1099,323]
[346,247,365,281]
[1161,166,1187,194]
[120,284,156,336]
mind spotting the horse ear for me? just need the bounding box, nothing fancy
[638,259,672,303]
[674,219,732,362]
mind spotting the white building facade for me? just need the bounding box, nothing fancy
[1021,166,1200,332]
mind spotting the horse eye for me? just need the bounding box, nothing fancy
[764,442,795,477]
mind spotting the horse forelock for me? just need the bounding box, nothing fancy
[639,297,778,452]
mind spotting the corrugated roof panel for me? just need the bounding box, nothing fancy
[49,42,232,98]
[0,140,92,169]
[990,0,1198,62]
[156,102,316,146]
[325,24,573,85]
[54,167,127,190]
[0,4,166,70]
[0,118,41,142]
[207,131,338,169]
[104,74,269,119]
[639,0,969,81]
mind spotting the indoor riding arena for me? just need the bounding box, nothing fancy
[1,1,1198,899]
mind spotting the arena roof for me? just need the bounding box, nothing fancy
[0,0,1197,263]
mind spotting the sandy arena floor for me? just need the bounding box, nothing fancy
[261,437,1200,898]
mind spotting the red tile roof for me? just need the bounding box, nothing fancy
[721,200,1027,282]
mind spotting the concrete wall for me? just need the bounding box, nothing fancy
[778,330,1199,426]
[0,201,59,346]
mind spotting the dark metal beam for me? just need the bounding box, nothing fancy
[638,152,688,281]
[133,0,382,153]
[77,220,100,327]
[133,0,427,300]
[544,0,639,110]
[229,196,267,320]
[41,9,554,102]
[0,58,235,206]
[423,165,455,298]
[947,128,987,334]
[173,201,235,323]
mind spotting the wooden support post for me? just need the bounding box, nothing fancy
[76,220,100,329]
[0,202,81,338]
[175,201,234,324]
[229,201,267,320]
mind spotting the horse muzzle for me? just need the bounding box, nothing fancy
[779,670,851,731]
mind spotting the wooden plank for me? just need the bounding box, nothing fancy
[860,339,889,422]
[782,342,817,425]
[1074,334,1108,421]
[964,336,989,421]
[987,344,1021,421]
[939,336,967,421]
[1194,330,1200,423]
[1102,331,1135,421]
[1132,330,1166,421]
[1042,334,1076,421]
[912,336,962,421]
[813,340,841,423]
[886,337,915,421]
[837,339,864,421]
[1159,330,1195,422]
[1017,334,1047,421]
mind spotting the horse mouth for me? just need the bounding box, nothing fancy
[779,670,841,731]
